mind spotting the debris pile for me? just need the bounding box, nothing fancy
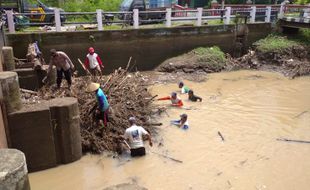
[226,45,310,78]
[21,67,163,154]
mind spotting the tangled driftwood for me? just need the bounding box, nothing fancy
[21,66,163,154]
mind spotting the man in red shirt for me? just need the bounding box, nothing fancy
[84,47,104,75]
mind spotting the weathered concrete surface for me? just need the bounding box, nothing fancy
[0,72,22,113]
[7,98,82,172]
[5,23,271,74]
[2,47,15,71]
[0,82,8,148]
[49,98,82,164]
[14,65,56,91]
[0,149,31,190]
[8,105,57,172]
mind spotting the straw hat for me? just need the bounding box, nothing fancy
[86,82,100,92]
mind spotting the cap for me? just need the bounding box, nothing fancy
[180,114,187,118]
[89,47,95,53]
[86,82,100,92]
[188,89,193,94]
[179,81,184,86]
[171,92,177,97]
[129,117,136,121]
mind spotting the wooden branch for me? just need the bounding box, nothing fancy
[151,151,183,163]
[218,131,225,141]
[78,58,92,76]
[20,88,38,95]
[276,138,310,144]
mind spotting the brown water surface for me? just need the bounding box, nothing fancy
[29,70,310,190]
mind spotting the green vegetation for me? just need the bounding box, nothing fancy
[193,46,227,69]
[296,29,310,44]
[295,0,310,5]
[41,0,122,12]
[254,35,299,53]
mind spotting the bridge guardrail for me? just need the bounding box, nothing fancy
[4,6,278,33]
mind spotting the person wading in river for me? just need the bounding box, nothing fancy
[157,92,184,107]
[84,47,104,76]
[179,81,190,94]
[86,82,110,128]
[124,117,153,157]
[45,49,75,89]
[188,89,202,102]
[171,114,189,130]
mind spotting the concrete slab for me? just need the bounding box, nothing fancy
[0,149,31,190]
[8,106,57,172]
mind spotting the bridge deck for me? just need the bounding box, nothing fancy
[280,17,310,29]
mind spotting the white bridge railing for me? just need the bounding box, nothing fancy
[5,5,280,33]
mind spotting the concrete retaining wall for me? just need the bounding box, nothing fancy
[5,23,271,74]
[7,98,82,172]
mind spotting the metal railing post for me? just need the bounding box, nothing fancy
[6,11,15,33]
[224,7,231,25]
[54,8,61,32]
[265,6,271,23]
[133,9,139,29]
[197,8,203,26]
[250,6,256,23]
[96,9,103,31]
[279,3,285,18]
[166,8,172,27]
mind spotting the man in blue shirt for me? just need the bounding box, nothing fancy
[87,82,110,127]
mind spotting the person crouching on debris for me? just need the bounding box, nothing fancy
[86,82,110,127]
[84,47,104,75]
[45,49,75,89]
[158,92,183,107]
[188,90,202,102]
[179,81,190,94]
[171,114,189,130]
[124,117,153,157]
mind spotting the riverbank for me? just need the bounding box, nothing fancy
[157,33,310,79]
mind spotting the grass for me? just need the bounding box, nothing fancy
[192,46,227,70]
[254,35,299,53]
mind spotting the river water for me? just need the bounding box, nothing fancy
[29,70,310,190]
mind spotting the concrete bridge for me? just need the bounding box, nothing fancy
[279,16,310,29]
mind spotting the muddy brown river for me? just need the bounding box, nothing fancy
[29,70,310,190]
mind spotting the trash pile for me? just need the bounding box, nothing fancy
[21,67,163,154]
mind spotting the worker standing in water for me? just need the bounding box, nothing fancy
[179,81,190,94]
[124,117,153,157]
[158,92,183,107]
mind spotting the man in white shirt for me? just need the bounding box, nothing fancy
[124,117,153,157]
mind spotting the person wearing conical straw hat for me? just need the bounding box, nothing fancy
[86,82,110,127]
